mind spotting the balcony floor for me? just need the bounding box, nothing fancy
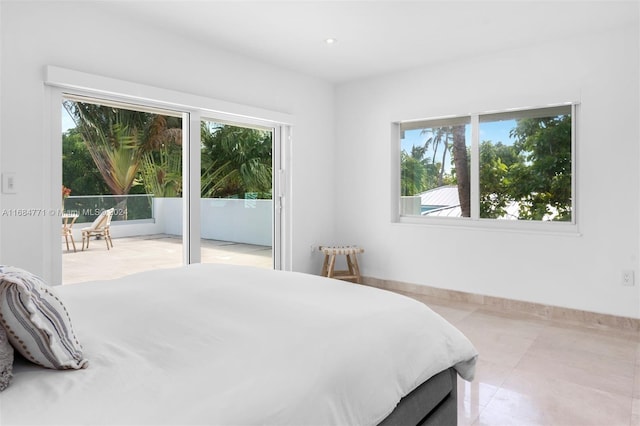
[63,234,272,285]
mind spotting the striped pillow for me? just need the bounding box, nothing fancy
[0,266,88,370]
[0,325,13,391]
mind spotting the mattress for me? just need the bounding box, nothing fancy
[0,264,477,425]
[379,367,458,425]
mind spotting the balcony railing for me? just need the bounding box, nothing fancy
[62,195,272,247]
[63,194,154,224]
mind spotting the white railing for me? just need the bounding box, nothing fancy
[157,197,272,246]
[65,196,272,247]
[63,194,154,223]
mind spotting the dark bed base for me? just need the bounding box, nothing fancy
[378,367,458,426]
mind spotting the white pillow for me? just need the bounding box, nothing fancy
[0,266,88,370]
[0,325,13,391]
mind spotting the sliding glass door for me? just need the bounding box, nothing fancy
[199,119,274,269]
[59,93,284,284]
[61,96,185,284]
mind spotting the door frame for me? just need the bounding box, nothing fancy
[45,66,292,284]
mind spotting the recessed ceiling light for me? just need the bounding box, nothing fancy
[324,38,337,45]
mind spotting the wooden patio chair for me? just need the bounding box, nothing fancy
[81,208,114,251]
[61,213,78,252]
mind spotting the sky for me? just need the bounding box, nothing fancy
[62,105,75,133]
[401,119,517,173]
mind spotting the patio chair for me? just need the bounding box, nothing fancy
[81,208,114,251]
[61,212,78,253]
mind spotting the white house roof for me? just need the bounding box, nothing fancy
[420,185,460,211]
[420,186,559,220]
[424,205,462,218]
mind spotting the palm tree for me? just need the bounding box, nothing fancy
[138,115,183,197]
[200,123,272,199]
[139,141,183,197]
[65,102,274,209]
[64,100,184,219]
[64,101,148,197]
[451,125,470,217]
[419,124,469,216]
[421,127,452,187]
[401,151,426,196]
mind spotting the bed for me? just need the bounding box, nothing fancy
[0,263,477,425]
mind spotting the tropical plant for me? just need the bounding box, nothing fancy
[401,111,571,221]
[403,125,469,216]
[400,152,426,196]
[508,115,572,220]
[450,125,470,217]
[478,141,518,218]
[64,102,274,204]
[201,123,272,199]
[138,115,184,197]
[478,115,572,221]
[139,144,182,197]
[63,101,147,196]
[62,127,111,195]
[420,127,452,187]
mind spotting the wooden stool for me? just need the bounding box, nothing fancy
[320,246,364,283]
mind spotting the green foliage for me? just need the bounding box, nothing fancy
[64,101,147,196]
[511,115,572,220]
[401,114,572,221]
[420,127,453,187]
[479,115,572,221]
[400,152,425,196]
[137,115,184,198]
[139,142,183,197]
[201,123,272,199]
[400,145,442,196]
[62,128,110,195]
[65,101,185,199]
[63,102,274,203]
[478,141,520,218]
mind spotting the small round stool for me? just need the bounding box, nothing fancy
[320,245,364,283]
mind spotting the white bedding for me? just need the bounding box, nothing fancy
[0,264,477,425]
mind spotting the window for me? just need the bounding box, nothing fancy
[399,104,575,225]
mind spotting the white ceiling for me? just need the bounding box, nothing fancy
[103,0,638,84]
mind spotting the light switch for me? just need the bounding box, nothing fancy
[2,173,16,194]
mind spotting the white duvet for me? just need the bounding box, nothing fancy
[0,264,477,425]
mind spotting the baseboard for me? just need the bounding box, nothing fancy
[361,276,640,332]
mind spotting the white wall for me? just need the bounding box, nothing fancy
[0,2,335,277]
[0,1,3,264]
[334,23,640,318]
[150,198,273,247]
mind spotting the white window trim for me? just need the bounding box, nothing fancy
[392,102,580,235]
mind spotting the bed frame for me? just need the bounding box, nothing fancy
[378,367,457,426]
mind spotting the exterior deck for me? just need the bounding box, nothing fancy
[63,234,272,284]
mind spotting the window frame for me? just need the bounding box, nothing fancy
[392,103,579,235]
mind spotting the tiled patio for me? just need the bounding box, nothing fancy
[62,234,272,284]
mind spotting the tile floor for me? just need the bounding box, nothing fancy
[63,234,272,284]
[64,236,640,425]
[398,291,640,426]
